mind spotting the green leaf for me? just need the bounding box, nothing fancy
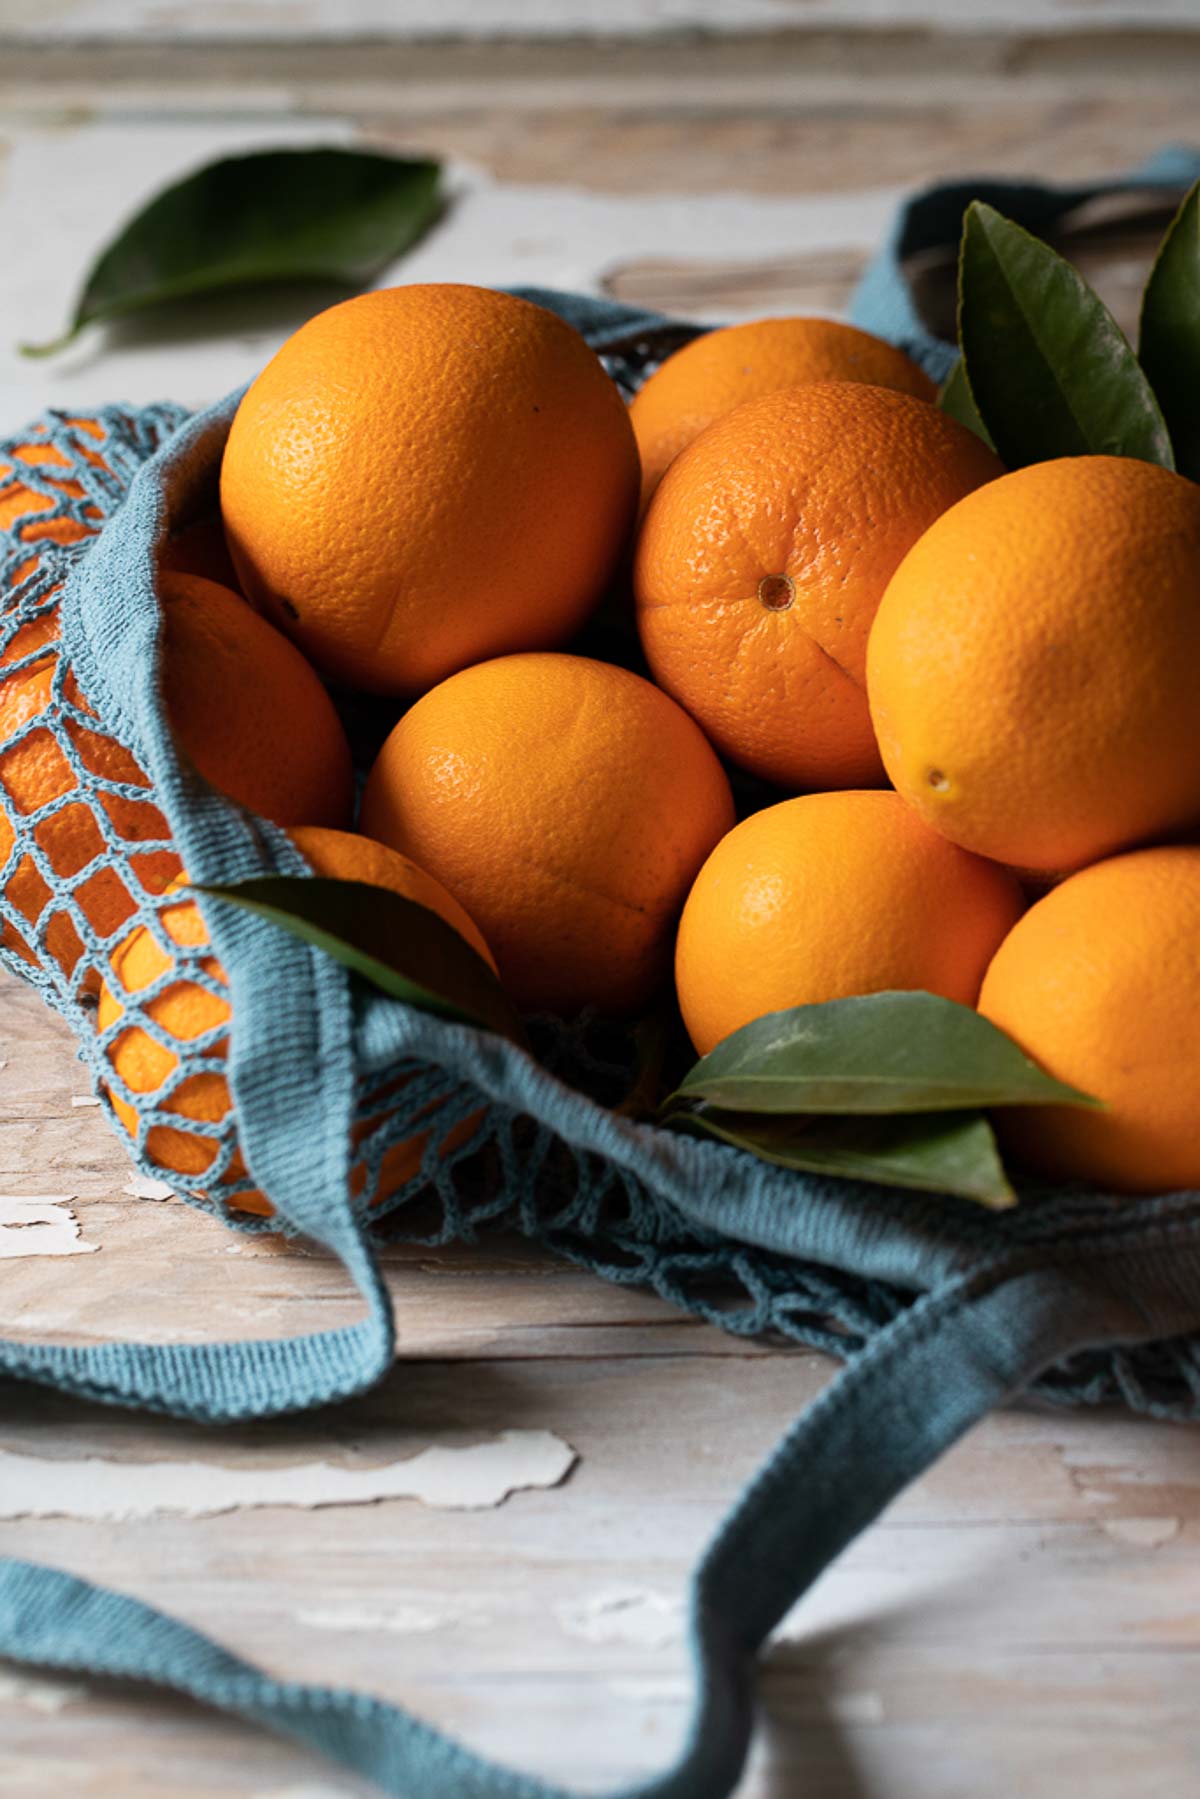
[193,876,525,1047]
[667,991,1099,1116]
[958,200,1174,470]
[21,147,443,358]
[938,356,996,451]
[667,1107,1015,1209]
[1139,179,1200,479]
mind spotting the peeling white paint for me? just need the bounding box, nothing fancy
[608,1676,690,1704]
[0,1195,97,1258]
[1102,1516,1181,1548]
[297,1599,492,1635]
[830,1689,887,1725]
[0,1429,577,1520]
[122,1174,176,1201]
[0,1671,90,1713]
[556,1586,684,1649]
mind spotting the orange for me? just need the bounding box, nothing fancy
[675,790,1024,1057]
[867,457,1200,875]
[157,573,353,831]
[99,881,238,1189]
[0,415,110,572]
[979,847,1200,1193]
[634,383,1002,793]
[220,284,640,696]
[630,316,936,511]
[290,825,495,973]
[359,652,736,1016]
[0,656,179,981]
[98,827,496,1216]
[159,512,242,591]
[0,573,354,979]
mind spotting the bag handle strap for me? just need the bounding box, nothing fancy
[849,146,1200,380]
[0,1244,1174,1799]
[0,1220,394,1419]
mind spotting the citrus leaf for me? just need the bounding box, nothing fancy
[667,1107,1015,1209]
[21,147,443,358]
[958,201,1174,470]
[938,356,996,451]
[193,876,525,1047]
[1139,179,1200,479]
[667,991,1099,1116]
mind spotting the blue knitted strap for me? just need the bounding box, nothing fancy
[850,144,1200,380]
[0,1245,1164,1799]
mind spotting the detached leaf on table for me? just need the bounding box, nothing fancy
[667,991,1099,1117]
[1139,179,1200,480]
[667,1107,1016,1209]
[957,200,1174,470]
[22,146,443,358]
[194,875,525,1047]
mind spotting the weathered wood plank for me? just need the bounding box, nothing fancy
[3,24,1200,1797]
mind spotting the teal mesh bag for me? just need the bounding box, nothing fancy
[4,152,1200,1797]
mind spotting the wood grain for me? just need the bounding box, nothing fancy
[3,15,1200,1796]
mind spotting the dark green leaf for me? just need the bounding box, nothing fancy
[193,876,525,1047]
[958,200,1174,469]
[938,356,996,451]
[667,991,1099,1116]
[22,147,443,358]
[667,1107,1015,1209]
[1139,179,1200,479]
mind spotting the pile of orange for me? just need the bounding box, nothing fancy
[8,283,1200,1206]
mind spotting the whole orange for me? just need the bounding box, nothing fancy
[675,790,1024,1056]
[359,652,736,1016]
[867,457,1200,874]
[157,573,353,831]
[978,847,1200,1193]
[220,285,639,696]
[630,316,935,511]
[634,382,1002,793]
[98,826,496,1215]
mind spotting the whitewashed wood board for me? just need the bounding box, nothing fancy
[4,0,1199,43]
[3,23,1200,1797]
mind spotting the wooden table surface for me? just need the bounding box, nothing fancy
[3,6,1200,1795]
